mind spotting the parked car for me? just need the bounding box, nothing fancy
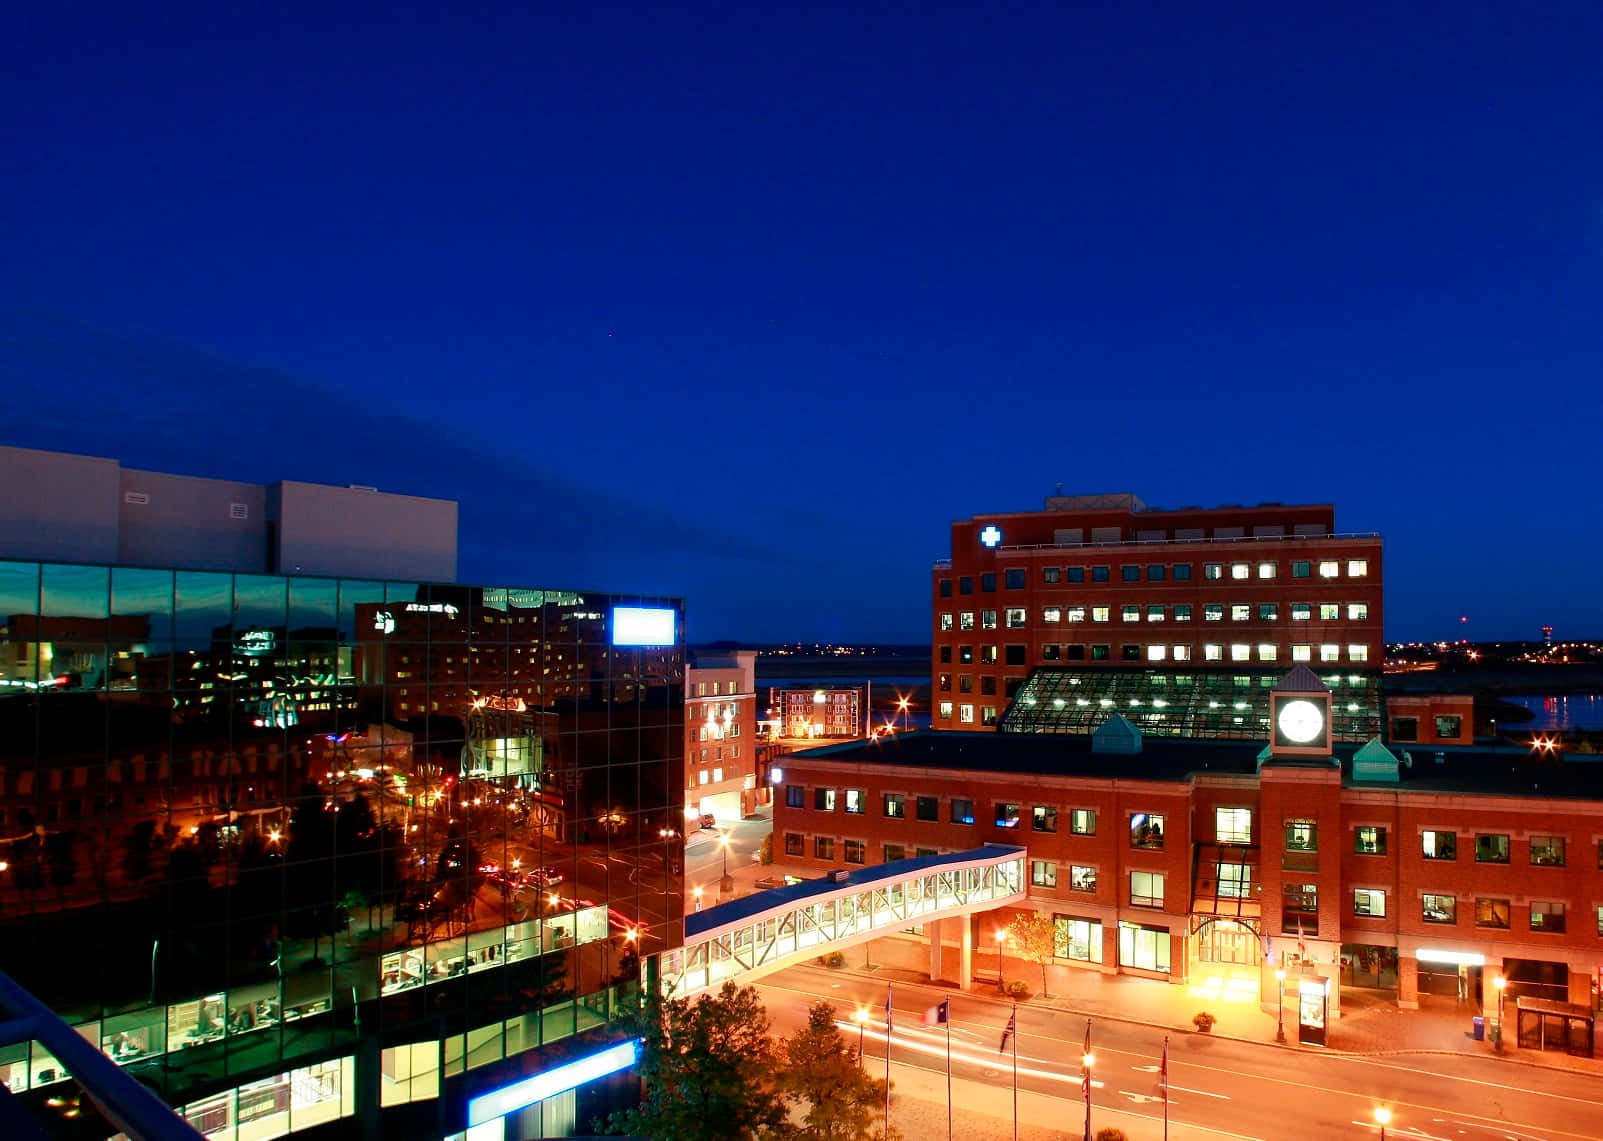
[698,813,718,831]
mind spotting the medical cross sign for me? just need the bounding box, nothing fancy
[979,525,1003,548]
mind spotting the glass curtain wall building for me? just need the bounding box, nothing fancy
[0,561,683,1140]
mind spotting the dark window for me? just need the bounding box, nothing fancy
[959,675,973,693]
[1043,567,1061,584]
[916,796,939,822]
[1147,564,1166,581]
[939,645,951,663]
[959,577,973,595]
[1475,834,1509,863]
[1005,569,1026,589]
[939,579,952,598]
[1121,565,1140,582]
[1173,564,1192,581]
[1004,677,1026,698]
[951,798,975,825]
[784,833,804,857]
[1120,644,1140,661]
[959,645,973,664]
[1004,644,1026,666]
[1067,567,1085,583]
[1091,566,1110,583]
[1530,901,1565,933]
[884,843,906,862]
[1390,717,1418,742]
[1091,644,1110,661]
[995,803,1021,829]
[979,676,994,695]
[981,573,997,592]
[1292,560,1311,578]
[844,840,866,865]
[1041,643,1062,661]
[814,788,836,811]
[785,785,804,809]
[1066,644,1086,660]
[814,836,834,860]
[1032,806,1057,833]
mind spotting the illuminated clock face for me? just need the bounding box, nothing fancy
[1276,698,1325,744]
[979,524,1002,548]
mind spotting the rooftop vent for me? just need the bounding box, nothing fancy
[1091,713,1142,755]
[228,502,248,520]
[123,491,149,505]
[346,484,378,492]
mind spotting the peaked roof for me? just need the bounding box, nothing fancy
[1272,665,1329,694]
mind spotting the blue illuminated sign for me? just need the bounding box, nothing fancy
[979,525,1002,548]
[468,1038,640,1125]
[612,606,675,646]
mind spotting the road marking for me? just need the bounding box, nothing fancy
[1432,1119,1550,1141]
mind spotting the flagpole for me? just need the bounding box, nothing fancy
[1010,1002,1018,1141]
[884,984,892,1137]
[1162,1035,1169,1141]
[945,1011,952,1141]
[1081,1018,1093,1141]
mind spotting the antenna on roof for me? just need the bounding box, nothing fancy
[1055,482,1063,495]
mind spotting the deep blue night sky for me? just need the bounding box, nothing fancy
[4,3,1601,644]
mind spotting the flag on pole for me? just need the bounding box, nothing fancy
[884,984,893,1034]
[1081,1020,1092,1099]
[922,999,950,1027]
[1159,1036,1169,1101]
[1296,915,1307,957]
[998,1005,1016,1053]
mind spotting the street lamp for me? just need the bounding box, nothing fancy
[719,833,733,895]
[995,930,1008,992]
[853,1006,869,1068]
[1494,975,1506,1046]
[693,886,703,912]
[1275,968,1287,1043]
[897,696,910,732]
[1373,1107,1390,1139]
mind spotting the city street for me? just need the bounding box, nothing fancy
[685,810,771,902]
[757,962,1603,1141]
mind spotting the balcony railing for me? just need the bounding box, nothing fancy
[933,531,1381,568]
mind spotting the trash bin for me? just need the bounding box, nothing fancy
[1472,1015,1485,1040]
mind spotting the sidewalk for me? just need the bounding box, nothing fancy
[841,932,1603,1078]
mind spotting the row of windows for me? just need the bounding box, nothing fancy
[939,559,1371,596]
[939,601,1370,631]
[939,642,1371,671]
[1412,893,1595,935]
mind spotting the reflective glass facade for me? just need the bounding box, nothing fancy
[999,667,1382,741]
[0,560,683,1137]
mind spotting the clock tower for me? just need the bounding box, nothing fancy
[1269,666,1334,760]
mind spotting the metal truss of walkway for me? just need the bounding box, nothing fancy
[658,844,1026,998]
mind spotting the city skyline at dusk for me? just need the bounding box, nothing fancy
[5,3,1602,644]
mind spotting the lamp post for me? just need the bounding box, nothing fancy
[853,1007,869,1069]
[658,826,678,877]
[995,930,1008,993]
[1494,974,1506,1047]
[897,696,910,733]
[693,886,703,912]
[1275,968,1287,1043]
[1373,1107,1390,1139]
[719,833,733,896]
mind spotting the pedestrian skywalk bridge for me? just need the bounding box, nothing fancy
[657,844,1026,997]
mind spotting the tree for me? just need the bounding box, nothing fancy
[1094,1130,1128,1141]
[601,981,788,1140]
[778,1001,892,1141]
[1006,913,1057,998]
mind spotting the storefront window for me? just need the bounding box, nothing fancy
[1118,922,1170,973]
[1054,916,1102,963]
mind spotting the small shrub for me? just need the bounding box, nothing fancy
[1004,979,1031,999]
[1094,1129,1129,1141]
[824,951,846,968]
[758,834,774,866]
[1192,1010,1216,1032]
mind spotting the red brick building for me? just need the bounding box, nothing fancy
[771,677,1603,1025]
[685,651,760,824]
[932,494,1383,733]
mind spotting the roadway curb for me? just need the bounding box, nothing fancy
[841,964,1602,1078]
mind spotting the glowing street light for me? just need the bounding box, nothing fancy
[1275,967,1287,1043]
[719,832,734,895]
[853,1006,869,1068]
[896,695,910,732]
[1373,1106,1390,1139]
